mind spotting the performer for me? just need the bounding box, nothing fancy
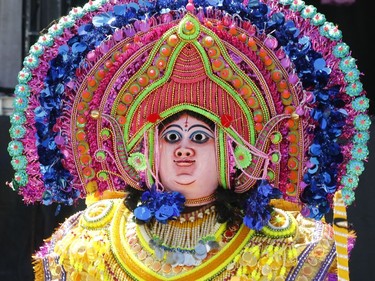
[7,0,371,280]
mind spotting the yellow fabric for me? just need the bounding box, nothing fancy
[85,190,127,206]
[270,199,302,212]
[32,257,43,281]
[333,190,350,281]
[33,198,337,281]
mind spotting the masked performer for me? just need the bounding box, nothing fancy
[7,0,371,280]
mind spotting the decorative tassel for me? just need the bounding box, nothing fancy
[333,190,350,280]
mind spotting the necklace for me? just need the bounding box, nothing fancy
[137,205,226,266]
[184,193,216,207]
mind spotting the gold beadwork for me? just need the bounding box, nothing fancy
[185,193,216,207]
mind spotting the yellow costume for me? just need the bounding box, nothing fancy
[34,196,337,281]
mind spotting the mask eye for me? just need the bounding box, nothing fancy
[190,131,211,143]
[162,130,182,143]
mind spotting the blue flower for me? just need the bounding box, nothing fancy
[92,12,116,27]
[134,185,185,223]
[243,180,282,231]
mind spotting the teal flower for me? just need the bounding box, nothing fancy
[333,43,349,58]
[341,187,355,205]
[347,160,365,176]
[9,125,26,139]
[17,69,32,84]
[13,96,28,111]
[353,114,371,131]
[29,43,44,57]
[8,140,24,157]
[351,144,369,160]
[328,25,342,41]
[301,5,317,19]
[319,22,334,37]
[14,170,28,186]
[37,34,54,47]
[344,68,360,83]
[69,7,84,19]
[11,156,27,170]
[23,54,39,69]
[279,0,293,5]
[83,1,101,12]
[10,112,26,125]
[48,23,64,37]
[352,97,370,112]
[341,175,359,189]
[346,81,363,97]
[339,56,356,73]
[311,13,326,26]
[290,0,305,11]
[58,16,75,28]
[353,131,370,144]
[15,84,30,97]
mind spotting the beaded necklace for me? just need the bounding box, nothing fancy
[137,205,226,266]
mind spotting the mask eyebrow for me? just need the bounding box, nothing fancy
[161,124,183,134]
[188,124,213,133]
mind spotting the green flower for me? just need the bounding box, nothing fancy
[128,152,147,171]
[234,146,252,169]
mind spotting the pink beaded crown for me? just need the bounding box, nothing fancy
[8,0,370,220]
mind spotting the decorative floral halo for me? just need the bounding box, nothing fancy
[8,0,370,222]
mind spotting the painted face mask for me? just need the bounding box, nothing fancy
[158,113,218,199]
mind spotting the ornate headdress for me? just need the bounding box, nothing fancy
[8,0,371,279]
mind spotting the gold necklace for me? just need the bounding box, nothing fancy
[137,205,226,266]
[184,193,216,207]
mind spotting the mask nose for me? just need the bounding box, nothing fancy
[175,147,194,158]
